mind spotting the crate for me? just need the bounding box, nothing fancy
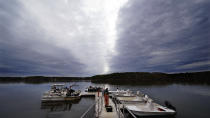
[105,105,113,112]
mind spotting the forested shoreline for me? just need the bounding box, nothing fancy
[0,71,209,85]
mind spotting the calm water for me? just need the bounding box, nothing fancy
[0,82,210,118]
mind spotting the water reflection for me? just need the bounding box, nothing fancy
[41,101,80,112]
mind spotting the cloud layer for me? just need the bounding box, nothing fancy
[0,0,210,76]
[0,0,88,76]
[111,0,210,73]
[0,0,125,76]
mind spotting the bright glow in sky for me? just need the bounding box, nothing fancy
[102,0,128,73]
[20,0,127,74]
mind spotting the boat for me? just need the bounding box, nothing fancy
[85,86,102,92]
[41,84,81,102]
[111,89,176,117]
[126,100,176,116]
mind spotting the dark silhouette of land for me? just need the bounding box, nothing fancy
[0,71,210,85]
[90,71,210,85]
[0,76,87,83]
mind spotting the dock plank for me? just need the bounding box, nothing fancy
[80,91,119,118]
[98,96,118,118]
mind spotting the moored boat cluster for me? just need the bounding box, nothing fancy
[41,84,176,117]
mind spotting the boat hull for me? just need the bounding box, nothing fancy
[131,109,176,117]
[41,96,81,102]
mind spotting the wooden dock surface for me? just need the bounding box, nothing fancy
[99,97,118,118]
[80,91,120,118]
[95,92,119,118]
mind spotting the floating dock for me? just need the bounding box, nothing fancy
[80,92,136,118]
[96,92,118,118]
[41,85,176,118]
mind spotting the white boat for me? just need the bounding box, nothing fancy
[42,84,81,102]
[111,89,176,117]
[126,101,176,116]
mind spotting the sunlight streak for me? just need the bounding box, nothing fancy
[103,0,128,73]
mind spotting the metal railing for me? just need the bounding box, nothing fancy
[81,96,103,118]
[80,103,96,118]
[95,96,103,117]
[113,97,137,118]
[81,94,137,118]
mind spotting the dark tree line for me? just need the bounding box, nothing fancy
[0,71,210,85]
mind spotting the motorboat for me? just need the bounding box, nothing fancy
[41,84,81,102]
[126,99,176,116]
[85,86,102,92]
[111,89,176,117]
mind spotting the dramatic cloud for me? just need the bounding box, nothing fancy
[1,0,210,76]
[0,0,86,76]
[0,0,127,76]
[111,0,210,73]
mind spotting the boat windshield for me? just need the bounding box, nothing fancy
[51,84,66,90]
[51,84,65,87]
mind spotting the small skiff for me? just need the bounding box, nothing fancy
[126,100,176,116]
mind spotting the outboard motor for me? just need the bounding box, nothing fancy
[165,101,176,111]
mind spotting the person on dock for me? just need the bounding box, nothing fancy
[104,88,109,107]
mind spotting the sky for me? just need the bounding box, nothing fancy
[0,0,210,76]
